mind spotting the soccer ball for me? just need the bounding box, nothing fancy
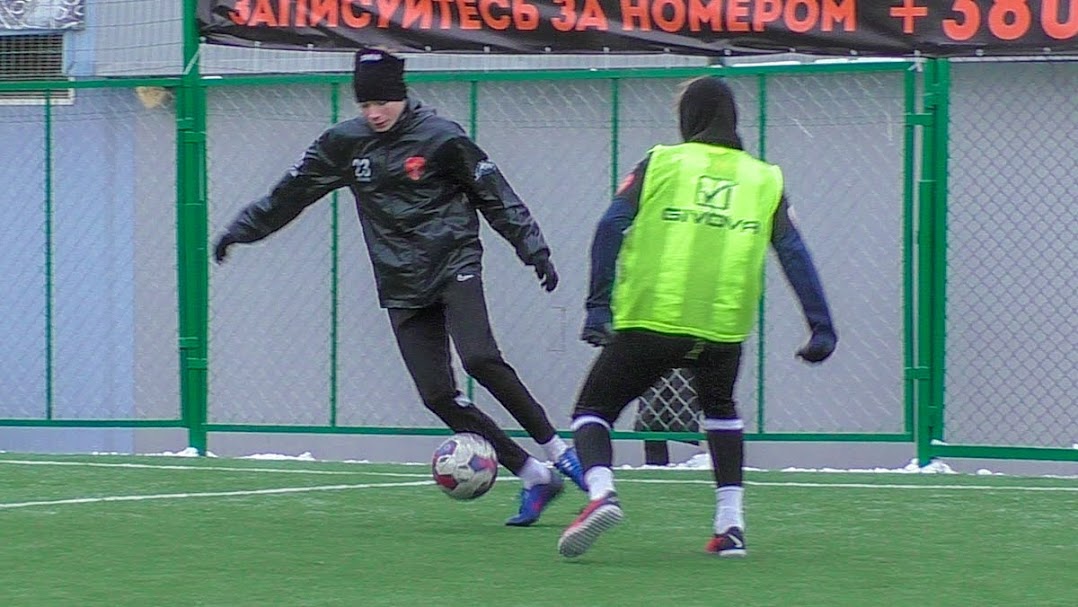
[432,433,498,500]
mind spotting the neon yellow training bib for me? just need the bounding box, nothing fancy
[612,143,783,342]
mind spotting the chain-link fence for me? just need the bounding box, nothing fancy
[944,59,1077,450]
[0,82,180,423]
[202,66,913,441]
[2,54,1075,465]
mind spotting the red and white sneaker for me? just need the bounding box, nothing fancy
[705,526,746,557]
[557,493,623,558]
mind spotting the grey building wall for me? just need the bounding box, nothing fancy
[945,60,1077,448]
[1,106,48,418]
[0,87,178,452]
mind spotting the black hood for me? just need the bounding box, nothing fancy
[678,77,743,150]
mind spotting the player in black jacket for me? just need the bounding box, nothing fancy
[212,49,586,526]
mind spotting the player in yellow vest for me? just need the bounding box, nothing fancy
[559,77,837,559]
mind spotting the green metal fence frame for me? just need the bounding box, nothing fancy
[0,65,914,441]
[1,27,1073,466]
[193,62,917,448]
[0,76,187,433]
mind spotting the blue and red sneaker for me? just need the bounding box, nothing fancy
[554,447,588,492]
[557,492,624,558]
[705,526,746,557]
[505,473,564,527]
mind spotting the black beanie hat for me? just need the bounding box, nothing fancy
[678,76,743,150]
[353,48,407,103]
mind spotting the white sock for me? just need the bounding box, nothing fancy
[539,435,569,461]
[585,467,615,501]
[518,457,552,489]
[715,486,745,533]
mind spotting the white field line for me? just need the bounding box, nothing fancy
[0,480,432,510]
[0,459,418,478]
[1,459,1074,493]
[635,479,1078,492]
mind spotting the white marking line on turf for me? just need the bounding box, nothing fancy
[1,459,1073,493]
[0,480,432,510]
[622,479,1078,492]
[0,459,425,478]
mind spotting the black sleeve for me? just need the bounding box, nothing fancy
[770,194,836,335]
[225,129,350,244]
[437,136,550,265]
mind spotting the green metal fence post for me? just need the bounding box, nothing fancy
[928,58,950,458]
[914,58,949,466]
[177,0,209,454]
[756,73,768,434]
[914,60,936,467]
[465,80,479,403]
[330,82,341,427]
[43,89,54,420]
[610,77,620,194]
[901,67,918,438]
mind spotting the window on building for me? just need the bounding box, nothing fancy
[0,33,71,104]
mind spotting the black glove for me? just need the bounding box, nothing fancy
[531,254,559,292]
[212,232,239,264]
[581,307,613,347]
[797,328,837,364]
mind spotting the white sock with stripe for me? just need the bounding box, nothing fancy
[715,486,744,533]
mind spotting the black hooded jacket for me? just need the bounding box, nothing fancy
[222,98,550,308]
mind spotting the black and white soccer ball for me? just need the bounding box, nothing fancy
[431,433,498,500]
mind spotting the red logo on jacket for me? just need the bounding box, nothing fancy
[404,156,426,181]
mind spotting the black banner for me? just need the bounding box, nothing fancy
[198,0,1078,57]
